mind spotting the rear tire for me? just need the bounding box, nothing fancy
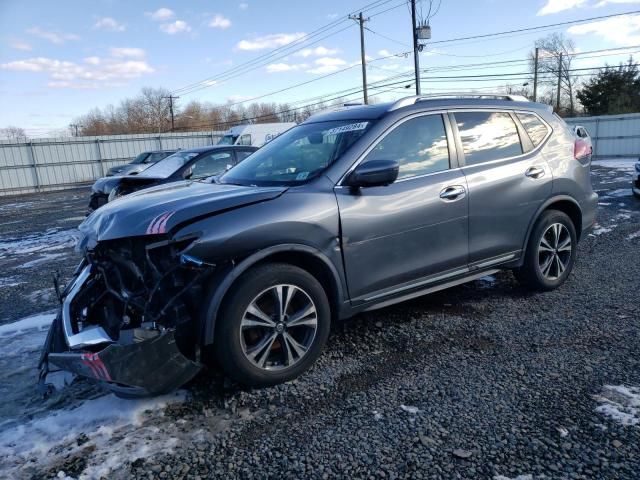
[214,263,331,387]
[514,210,577,291]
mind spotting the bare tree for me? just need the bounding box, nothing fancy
[530,33,580,115]
[0,126,27,140]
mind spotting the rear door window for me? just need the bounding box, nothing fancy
[516,112,550,147]
[454,111,523,165]
[364,114,450,179]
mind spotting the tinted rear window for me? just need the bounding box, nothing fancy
[516,112,549,147]
[455,111,523,165]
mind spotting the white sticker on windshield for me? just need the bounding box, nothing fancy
[325,122,368,136]
[296,172,309,180]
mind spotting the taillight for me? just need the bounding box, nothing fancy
[574,138,590,160]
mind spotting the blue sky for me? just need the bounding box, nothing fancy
[1,0,639,136]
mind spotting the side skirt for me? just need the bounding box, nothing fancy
[347,268,501,316]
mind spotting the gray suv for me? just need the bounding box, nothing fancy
[40,95,598,395]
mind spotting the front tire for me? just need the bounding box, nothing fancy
[514,210,577,291]
[214,263,331,387]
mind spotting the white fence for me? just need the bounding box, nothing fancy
[0,130,224,196]
[564,112,640,159]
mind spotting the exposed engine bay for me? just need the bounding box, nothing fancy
[39,236,215,397]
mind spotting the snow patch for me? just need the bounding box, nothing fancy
[0,201,39,213]
[604,189,632,198]
[0,228,81,258]
[0,391,188,478]
[494,475,533,480]
[400,404,419,414]
[626,231,640,241]
[0,312,55,337]
[591,159,637,170]
[0,276,23,288]
[17,252,68,269]
[590,224,617,236]
[594,385,640,427]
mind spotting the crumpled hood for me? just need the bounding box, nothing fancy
[79,181,287,244]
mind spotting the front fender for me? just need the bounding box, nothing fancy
[199,243,346,346]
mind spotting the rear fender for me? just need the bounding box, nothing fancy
[516,195,583,267]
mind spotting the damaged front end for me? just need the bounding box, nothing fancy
[39,236,213,397]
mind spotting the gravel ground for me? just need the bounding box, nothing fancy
[0,162,638,479]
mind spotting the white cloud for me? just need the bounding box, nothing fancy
[236,32,306,51]
[378,49,392,57]
[94,17,125,32]
[295,46,339,57]
[26,27,79,44]
[239,2,249,10]
[9,39,32,51]
[109,47,146,58]
[227,94,251,103]
[148,8,175,21]
[315,57,347,66]
[327,13,339,19]
[160,20,191,35]
[209,14,231,29]
[568,15,640,44]
[1,53,154,89]
[266,62,307,73]
[537,0,586,15]
[595,0,640,5]
[307,56,347,74]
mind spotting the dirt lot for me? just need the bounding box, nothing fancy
[0,161,639,479]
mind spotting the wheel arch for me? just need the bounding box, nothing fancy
[200,244,345,346]
[522,196,583,255]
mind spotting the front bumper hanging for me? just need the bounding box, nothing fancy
[39,266,202,397]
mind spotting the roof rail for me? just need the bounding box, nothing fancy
[388,93,531,111]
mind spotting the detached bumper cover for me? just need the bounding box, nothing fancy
[39,269,202,396]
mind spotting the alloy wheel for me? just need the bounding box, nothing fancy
[537,223,572,280]
[239,284,318,371]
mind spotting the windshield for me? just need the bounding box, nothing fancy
[218,134,238,145]
[219,120,373,186]
[130,152,149,164]
[138,151,199,178]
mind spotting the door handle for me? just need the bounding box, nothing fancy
[525,166,545,179]
[439,185,466,201]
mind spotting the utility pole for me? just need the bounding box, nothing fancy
[533,47,539,102]
[556,53,563,112]
[162,95,179,131]
[69,123,80,136]
[349,12,369,104]
[410,0,421,95]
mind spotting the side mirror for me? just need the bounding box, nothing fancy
[346,159,399,188]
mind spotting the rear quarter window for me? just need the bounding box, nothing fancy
[454,111,523,166]
[516,112,550,147]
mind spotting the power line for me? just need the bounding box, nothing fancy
[171,7,640,99]
[170,60,636,132]
[170,0,397,96]
[428,10,640,46]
